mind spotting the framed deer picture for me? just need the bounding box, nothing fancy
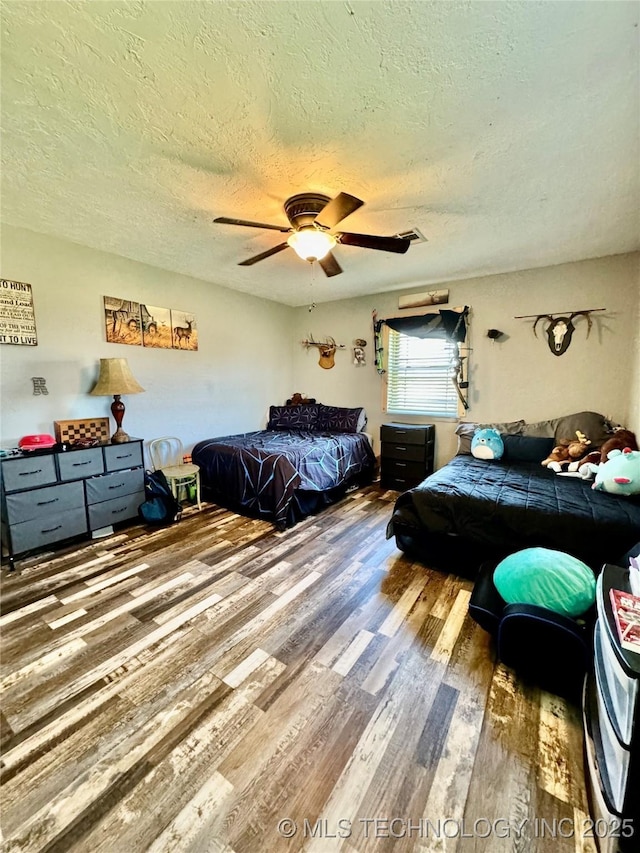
[103,296,142,346]
[141,304,172,349]
[103,296,198,352]
[171,310,198,351]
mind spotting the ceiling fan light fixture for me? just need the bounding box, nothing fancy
[287,228,336,262]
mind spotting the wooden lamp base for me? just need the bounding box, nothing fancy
[110,394,130,444]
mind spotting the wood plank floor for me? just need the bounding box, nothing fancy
[0,485,593,853]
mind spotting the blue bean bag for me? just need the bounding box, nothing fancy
[493,547,595,618]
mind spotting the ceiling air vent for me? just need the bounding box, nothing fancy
[396,227,428,244]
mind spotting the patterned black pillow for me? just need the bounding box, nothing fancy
[316,405,367,433]
[267,404,320,431]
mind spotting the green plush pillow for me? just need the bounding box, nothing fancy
[493,547,596,618]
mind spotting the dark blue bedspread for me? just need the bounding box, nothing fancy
[387,455,640,568]
[192,429,375,528]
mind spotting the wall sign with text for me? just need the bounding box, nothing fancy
[0,279,38,346]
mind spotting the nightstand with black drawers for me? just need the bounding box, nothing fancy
[1,438,145,570]
[380,423,435,490]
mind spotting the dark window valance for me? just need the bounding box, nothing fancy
[375,307,468,342]
[373,307,469,376]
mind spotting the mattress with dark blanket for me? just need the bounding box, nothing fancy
[387,455,640,569]
[193,429,375,528]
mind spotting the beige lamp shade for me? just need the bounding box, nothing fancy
[90,358,144,443]
[90,358,145,396]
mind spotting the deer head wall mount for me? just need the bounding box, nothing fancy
[301,334,346,369]
[514,308,605,356]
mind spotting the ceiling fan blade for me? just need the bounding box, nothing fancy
[315,192,364,229]
[214,216,291,233]
[238,242,290,266]
[336,232,411,254]
[318,251,343,278]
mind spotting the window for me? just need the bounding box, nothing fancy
[385,328,459,417]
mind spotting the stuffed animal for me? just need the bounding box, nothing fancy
[592,448,640,495]
[286,393,316,405]
[471,428,504,460]
[572,428,639,478]
[597,428,638,460]
[570,449,602,477]
[541,430,592,473]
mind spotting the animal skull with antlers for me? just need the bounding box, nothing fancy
[532,311,595,356]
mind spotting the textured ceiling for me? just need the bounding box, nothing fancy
[1,1,638,306]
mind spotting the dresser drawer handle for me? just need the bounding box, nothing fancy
[108,483,126,490]
[41,524,62,533]
[394,430,408,435]
[395,446,407,451]
[112,507,127,514]
[19,469,42,476]
[72,460,91,467]
[395,462,407,467]
[115,453,132,460]
[37,498,59,506]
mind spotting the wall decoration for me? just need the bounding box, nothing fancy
[398,289,449,310]
[453,349,470,410]
[103,296,198,352]
[353,339,367,365]
[372,309,385,374]
[31,377,48,395]
[301,334,345,369]
[171,310,198,350]
[515,308,605,356]
[104,296,142,346]
[141,304,172,349]
[0,279,38,346]
[54,417,110,445]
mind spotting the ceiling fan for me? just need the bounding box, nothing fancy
[213,191,411,277]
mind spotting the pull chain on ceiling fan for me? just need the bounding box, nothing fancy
[213,191,411,277]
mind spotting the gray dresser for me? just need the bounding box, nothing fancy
[1,439,144,569]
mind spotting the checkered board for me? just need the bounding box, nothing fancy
[54,418,110,445]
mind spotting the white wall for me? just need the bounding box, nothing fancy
[291,253,640,467]
[630,267,640,436]
[2,227,636,472]
[0,225,294,458]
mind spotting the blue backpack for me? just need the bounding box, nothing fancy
[138,470,182,525]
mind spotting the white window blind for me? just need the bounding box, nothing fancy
[386,328,458,417]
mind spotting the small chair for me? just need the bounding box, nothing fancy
[149,437,201,510]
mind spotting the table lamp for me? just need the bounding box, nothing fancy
[89,358,145,443]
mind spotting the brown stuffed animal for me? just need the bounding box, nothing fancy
[598,428,639,461]
[573,428,639,476]
[541,430,592,473]
[286,393,316,405]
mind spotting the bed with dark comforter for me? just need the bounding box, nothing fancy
[387,454,640,572]
[193,427,375,529]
